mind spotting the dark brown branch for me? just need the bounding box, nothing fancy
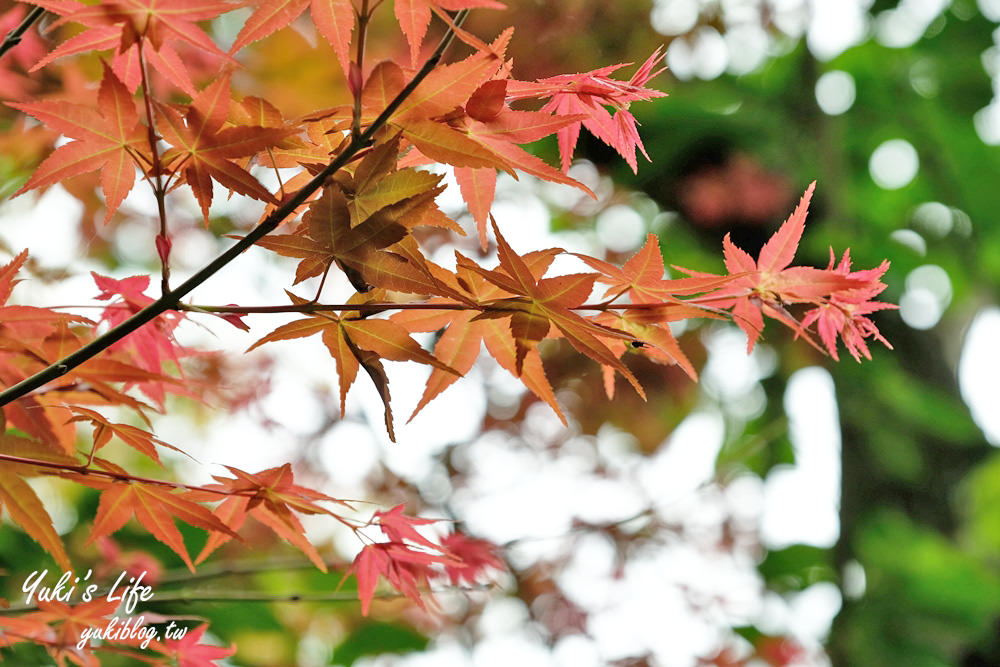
[0,10,470,407]
[0,6,44,60]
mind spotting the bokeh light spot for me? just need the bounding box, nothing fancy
[596,205,645,253]
[869,139,919,189]
[815,70,856,115]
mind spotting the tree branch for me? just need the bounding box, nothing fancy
[0,451,280,498]
[0,10,470,408]
[0,5,44,60]
[184,300,729,315]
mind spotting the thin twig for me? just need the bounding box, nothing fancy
[0,10,471,408]
[0,5,44,60]
[182,300,726,315]
[0,451,261,497]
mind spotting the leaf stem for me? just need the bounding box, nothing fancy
[137,39,171,296]
[0,11,470,408]
[351,0,371,137]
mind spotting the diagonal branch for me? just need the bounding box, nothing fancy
[0,10,471,408]
[0,5,44,60]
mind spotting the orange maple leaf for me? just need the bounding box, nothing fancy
[68,461,241,572]
[247,291,457,439]
[158,75,294,223]
[7,64,148,224]
[191,463,349,570]
[460,221,644,396]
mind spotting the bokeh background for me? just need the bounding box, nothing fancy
[2,1,1000,666]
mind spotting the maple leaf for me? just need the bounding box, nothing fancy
[358,35,597,249]
[191,463,349,570]
[374,504,440,550]
[365,45,595,248]
[681,183,894,356]
[251,179,459,295]
[393,0,506,66]
[247,291,457,440]
[92,272,190,405]
[158,623,236,667]
[459,220,645,397]
[0,251,92,345]
[67,462,241,572]
[575,233,734,304]
[345,540,447,616]
[229,0,355,78]
[6,64,148,224]
[391,249,566,422]
[158,75,294,223]
[593,307,706,399]
[0,316,187,448]
[439,532,504,586]
[799,249,896,361]
[67,405,187,465]
[29,0,237,93]
[0,435,74,570]
[341,134,447,228]
[507,47,667,172]
[449,92,594,247]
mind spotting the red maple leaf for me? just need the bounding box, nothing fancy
[67,460,241,572]
[228,0,355,77]
[374,504,440,550]
[7,64,148,224]
[439,532,504,586]
[92,272,190,406]
[507,47,667,172]
[159,623,236,667]
[191,463,350,570]
[460,220,644,395]
[158,75,293,223]
[391,248,566,423]
[345,541,446,616]
[394,0,506,66]
[800,249,896,361]
[29,0,237,94]
[681,183,895,356]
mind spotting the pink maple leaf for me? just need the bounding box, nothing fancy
[681,183,895,357]
[800,249,897,361]
[92,272,189,404]
[161,624,236,667]
[508,47,667,172]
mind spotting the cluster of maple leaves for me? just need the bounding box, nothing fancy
[0,0,896,663]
